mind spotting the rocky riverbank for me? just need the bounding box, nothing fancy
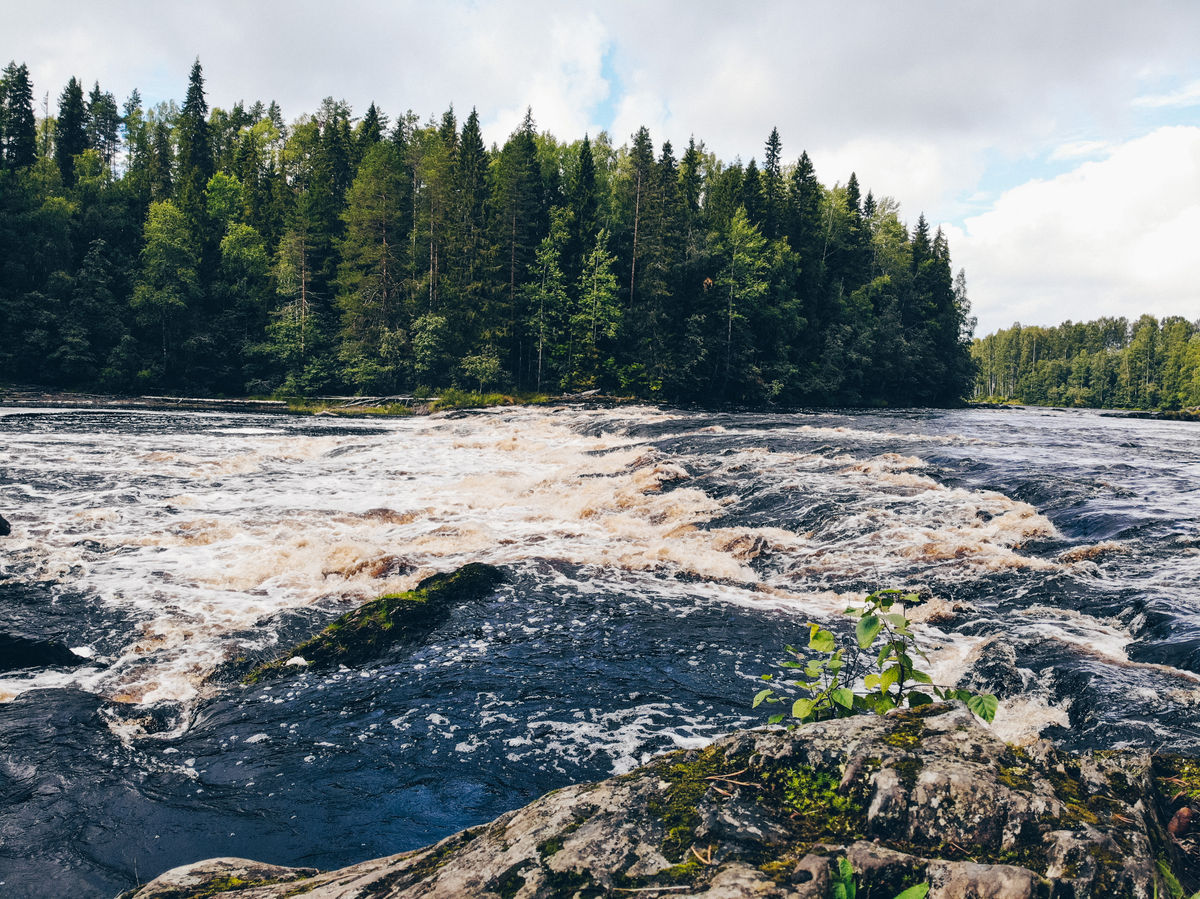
[128,703,1200,898]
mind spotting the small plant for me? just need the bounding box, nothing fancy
[754,589,998,725]
[829,857,930,899]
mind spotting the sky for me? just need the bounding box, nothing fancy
[4,0,1199,335]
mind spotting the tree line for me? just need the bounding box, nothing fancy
[0,59,976,406]
[971,315,1200,410]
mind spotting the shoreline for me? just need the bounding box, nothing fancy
[2,384,1197,422]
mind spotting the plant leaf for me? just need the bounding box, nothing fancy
[792,698,815,720]
[908,691,933,707]
[831,687,855,709]
[966,693,999,722]
[768,713,785,724]
[856,615,882,649]
[809,628,836,653]
[753,688,773,708]
[893,884,930,899]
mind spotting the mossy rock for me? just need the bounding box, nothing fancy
[243,563,506,683]
[131,705,1198,898]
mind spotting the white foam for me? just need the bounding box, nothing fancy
[0,406,1060,713]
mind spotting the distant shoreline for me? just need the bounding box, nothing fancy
[2,385,1197,421]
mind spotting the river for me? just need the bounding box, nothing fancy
[1,404,1199,896]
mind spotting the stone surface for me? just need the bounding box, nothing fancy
[129,703,1200,898]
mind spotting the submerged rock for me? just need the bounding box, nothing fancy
[0,633,87,672]
[0,513,10,536]
[130,703,1197,898]
[242,562,506,683]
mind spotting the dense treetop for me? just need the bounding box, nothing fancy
[0,59,977,406]
[973,315,1200,410]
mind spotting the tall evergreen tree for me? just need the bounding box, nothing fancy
[176,59,214,226]
[1,62,36,169]
[55,77,88,186]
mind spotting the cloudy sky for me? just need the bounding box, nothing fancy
[4,1,1198,334]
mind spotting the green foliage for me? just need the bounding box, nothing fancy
[973,314,1200,412]
[829,858,930,899]
[1,57,979,405]
[754,589,998,725]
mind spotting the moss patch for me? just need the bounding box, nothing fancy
[243,563,505,682]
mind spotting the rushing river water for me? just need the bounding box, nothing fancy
[2,404,1200,896]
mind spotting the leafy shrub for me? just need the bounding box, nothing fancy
[754,589,998,725]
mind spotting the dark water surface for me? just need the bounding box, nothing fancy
[2,405,1199,896]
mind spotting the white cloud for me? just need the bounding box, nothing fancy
[946,126,1200,335]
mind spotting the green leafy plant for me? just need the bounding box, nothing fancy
[829,856,930,899]
[754,589,998,725]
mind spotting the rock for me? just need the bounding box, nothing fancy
[125,857,318,898]
[955,637,1029,700]
[0,633,88,672]
[242,563,506,683]
[0,513,10,536]
[130,703,1196,898]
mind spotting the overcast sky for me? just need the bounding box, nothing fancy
[4,1,1198,335]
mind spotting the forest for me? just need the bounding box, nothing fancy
[971,315,1200,410]
[0,59,976,406]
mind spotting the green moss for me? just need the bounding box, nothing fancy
[642,744,742,864]
[242,564,505,683]
[778,765,867,841]
[881,714,926,749]
[148,872,309,898]
[892,756,924,788]
[996,747,1036,793]
[1154,755,1200,803]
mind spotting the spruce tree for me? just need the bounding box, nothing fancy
[1,62,36,168]
[176,59,214,223]
[55,77,88,186]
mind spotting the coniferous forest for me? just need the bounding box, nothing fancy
[0,59,977,406]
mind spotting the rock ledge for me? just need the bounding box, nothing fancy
[130,704,1198,898]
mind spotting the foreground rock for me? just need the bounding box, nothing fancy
[242,563,506,683]
[131,704,1198,898]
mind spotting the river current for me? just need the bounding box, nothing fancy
[1,404,1199,896]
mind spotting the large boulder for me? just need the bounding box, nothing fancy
[0,633,87,672]
[130,703,1197,898]
[242,563,506,683]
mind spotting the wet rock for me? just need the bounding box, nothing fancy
[0,633,87,672]
[130,703,1194,898]
[0,513,10,536]
[955,637,1029,700]
[243,563,506,683]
